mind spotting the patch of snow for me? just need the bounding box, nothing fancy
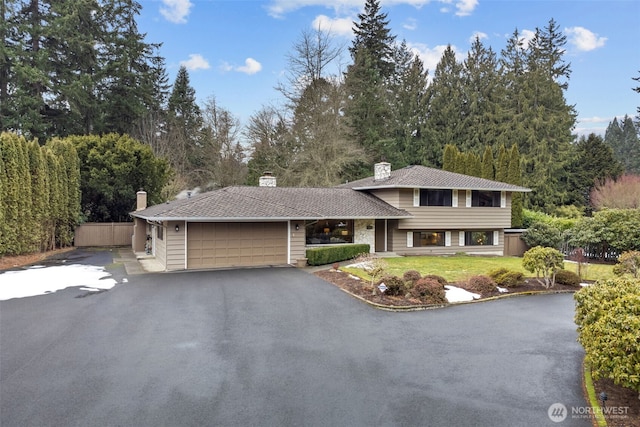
[348,274,361,281]
[0,264,117,301]
[580,283,590,287]
[344,261,373,270]
[497,286,509,293]
[79,287,101,292]
[445,285,481,303]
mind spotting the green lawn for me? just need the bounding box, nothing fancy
[343,254,615,283]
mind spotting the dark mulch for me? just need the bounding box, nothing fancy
[0,248,74,271]
[593,378,640,427]
[314,268,581,307]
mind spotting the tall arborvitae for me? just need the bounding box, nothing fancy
[508,144,524,227]
[481,145,494,180]
[27,140,48,250]
[424,45,464,166]
[47,138,80,245]
[495,144,509,182]
[442,144,458,172]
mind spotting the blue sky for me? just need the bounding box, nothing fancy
[137,0,639,138]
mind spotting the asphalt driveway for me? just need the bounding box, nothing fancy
[1,255,589,426]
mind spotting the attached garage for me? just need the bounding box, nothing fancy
[186,222,288,269]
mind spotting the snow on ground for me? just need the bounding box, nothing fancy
[445,285,481,303]
[0,264,117,301]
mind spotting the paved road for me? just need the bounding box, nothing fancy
[1,256,589,426]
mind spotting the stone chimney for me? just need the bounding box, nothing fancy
[259,172,277,187]
[374,162,391,181]
[136,190,147,211]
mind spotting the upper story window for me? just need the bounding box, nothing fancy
[471,190,501,207]
[419,189,452,207]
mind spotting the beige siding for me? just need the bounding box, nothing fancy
[132,218,146,252]
[290,220,306,263]
[396,189,512,229]
[368,188,401,208]
[154,224,167,267]
[166,221,186,271]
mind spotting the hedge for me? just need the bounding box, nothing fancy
[306,244,370,266]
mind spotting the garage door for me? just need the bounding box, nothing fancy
[187,222,288,269]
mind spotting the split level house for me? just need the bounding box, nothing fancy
[130,162,531,271]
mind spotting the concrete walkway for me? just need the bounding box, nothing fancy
[112,248,164,275]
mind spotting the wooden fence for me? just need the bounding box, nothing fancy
[504,230,528,257]
[74,222,133,247]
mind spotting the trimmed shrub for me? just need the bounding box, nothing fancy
[402,270,422,284]
[488,268,525,288]
[378,275,406,296]
[411,278,446,304]
[555,269,581,287]
[465,275,496,295]
[422,274,448,286]
[306,244,370,266]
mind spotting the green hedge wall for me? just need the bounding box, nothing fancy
[306,244,370,266]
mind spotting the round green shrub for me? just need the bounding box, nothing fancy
[465,275,496,295]
[488,268,525,288]
[555,269,581,287]
[411,278,446,304]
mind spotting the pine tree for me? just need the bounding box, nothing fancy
[349,0,395,79]
[167,66,204,184]
[424,45,464,166]
[495,144,509,182]
[567,133,624,210]
[604,116,640,174]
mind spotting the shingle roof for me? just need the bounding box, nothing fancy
[131,186,411,221]
[339,165,531,192]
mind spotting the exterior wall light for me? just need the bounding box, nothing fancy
[175,225,180,232]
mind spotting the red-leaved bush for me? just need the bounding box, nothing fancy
[590,174,640,210]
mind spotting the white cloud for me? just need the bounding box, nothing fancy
[312,14,354,36]
[180,54,210,71]
[160,0,192,24]
[565,26,607,51]
[266,0,475,18]
[403,17,417,31]
[236,58,263,75]
[520,29,536,49]
[469,31,488,43]
[408,42,462,77]
[454,0,478,16]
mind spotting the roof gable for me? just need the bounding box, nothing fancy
[339,165,531,192]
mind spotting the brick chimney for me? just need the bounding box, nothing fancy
[259,172,277,187]
[374,162,391,181]
[136,190,147,211]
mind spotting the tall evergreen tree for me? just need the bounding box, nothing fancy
[442,144,458,172]
[424,45,464,167]
[166,66,204,184]
[349,0,395,79]
[566,133,623,209]
[604,115,640,174]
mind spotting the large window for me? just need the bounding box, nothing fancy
[420,189,452,206]
[465,231,494,246]
[413,231,445,247]
[471,190,501,207]
[305,220,354,245]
